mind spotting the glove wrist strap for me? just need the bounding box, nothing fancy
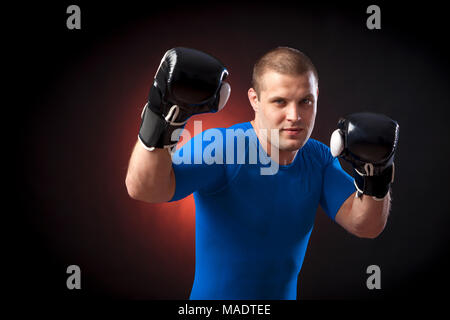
[138,103,186,151]
[353,163,394,200]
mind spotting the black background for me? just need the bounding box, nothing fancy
[8,0,450,314]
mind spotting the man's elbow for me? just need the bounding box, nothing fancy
[354,224,386,239]
[125,176,152,203]
[125,176,171,204]
[125,178,142,200]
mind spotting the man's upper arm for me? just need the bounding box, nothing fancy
[333,190,356,231]
[168,129,227,202]
[319,153,356,221]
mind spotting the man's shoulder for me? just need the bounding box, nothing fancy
[305,137,329,150]
[302,138,334,165]
[227,121,252,131]
[180,122,254,158]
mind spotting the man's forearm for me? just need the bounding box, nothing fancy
[349,191,391,238]
[125,141,174,203]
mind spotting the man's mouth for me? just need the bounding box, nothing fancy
[282,128,304,135]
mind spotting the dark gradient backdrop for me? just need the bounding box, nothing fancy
[10,0,450,304]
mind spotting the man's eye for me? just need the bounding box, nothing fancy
[302,99,312,105]
[274,99,285,104]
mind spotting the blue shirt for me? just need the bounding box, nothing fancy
[170,122,355,299]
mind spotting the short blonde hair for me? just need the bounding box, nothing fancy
[252,47,318,96]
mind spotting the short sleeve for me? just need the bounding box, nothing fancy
[319,147,356,220]
[169,128,227,202]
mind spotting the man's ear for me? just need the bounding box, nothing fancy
[248,88,259,112]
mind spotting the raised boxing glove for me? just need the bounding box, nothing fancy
[330,112,399,200]
[138,47,231,151]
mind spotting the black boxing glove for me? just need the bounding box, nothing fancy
[138,47,231,151]
[330,112,399,200]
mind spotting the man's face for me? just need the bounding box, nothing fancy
[249,70,318,152]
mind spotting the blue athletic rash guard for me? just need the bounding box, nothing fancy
[169,122,355,300]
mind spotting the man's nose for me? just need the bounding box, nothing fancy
[285,103,301,121]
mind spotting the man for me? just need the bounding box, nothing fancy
[125,47,399,299]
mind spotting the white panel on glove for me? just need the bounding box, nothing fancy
[330,129,344,157]
[217,82,231,111]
